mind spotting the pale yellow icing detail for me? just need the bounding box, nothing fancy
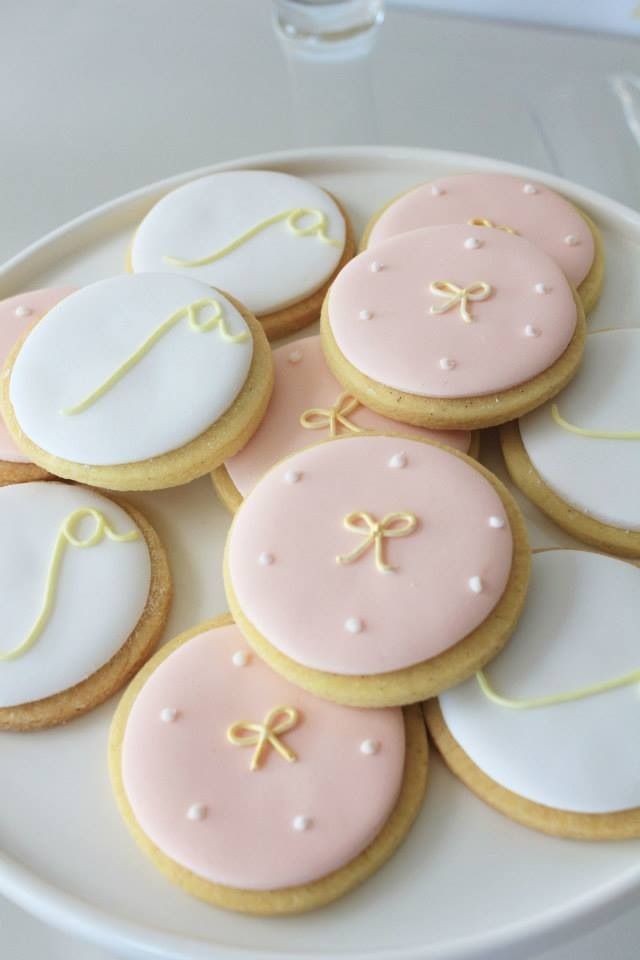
[61,298,248,416]
[299,392,362,438]
[429,280,492,324]
[336,511,418,574]
[0,508,140,662]
[163,207,342,269]
[467,217,518,235]
[551,403,640,440]
[227,705,299,771]
[476,667,640,710]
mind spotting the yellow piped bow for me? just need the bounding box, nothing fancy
[467,217,518,235]
[299,392,362,438]
[429,280,492,324]
[336,511,418,574]
[227,705,300,771]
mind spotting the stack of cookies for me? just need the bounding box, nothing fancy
[2,166,638,920]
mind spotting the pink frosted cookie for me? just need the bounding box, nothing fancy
[109,615,428,915]
[0,288,74,484]
[224,434,529,707]
[322,224,586,431]
[213,334,475,511]
[363,172,603,313]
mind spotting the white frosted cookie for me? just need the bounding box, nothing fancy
[0,274,273,491]
[501,329,640,556]
[427,549,640,838]
[129,170,354,339]
[0,481,171,730]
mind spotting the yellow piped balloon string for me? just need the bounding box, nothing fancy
[336,511,418,573]
[299,392,362,438]
[551,403,640,440]
[163,207,342,269]
[61,298,248,416]
[467,217,518,235]
[0,508,140,662]
[429,280,492,324]
[227,705,299,771]
[476,667,640,710]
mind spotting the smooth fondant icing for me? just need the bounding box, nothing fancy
[328,225,577,399]
[130,171,346,315]
[227,435,513,675]
[0,482,151,708]
[225,336,471,495]
[120,624,405,889]
[440,550,640,813]
[0,288,74,463]
[9,274,253,465]
[519,330,640,530]
[367,173,594,287]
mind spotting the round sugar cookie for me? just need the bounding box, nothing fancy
[322,225,585,431]
[0,481,171,731]
[426,549,640,839]
[213,334,476,511]
[0,274,273,491]
[109,615,428,915]
[224,434,530,707]
[501,329,640,557]
[362,172,603,313]
[0,288,75,485]
[128,170,355,340]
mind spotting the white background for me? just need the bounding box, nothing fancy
[2,1,640,957]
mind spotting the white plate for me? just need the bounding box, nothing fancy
[2,146,640,960]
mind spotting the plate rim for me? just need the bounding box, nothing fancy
[2,143,640,960]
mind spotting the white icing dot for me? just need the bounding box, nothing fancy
[232,650,250,667]
[344,616,364,634]
[523,183,538,195]
[564,234,579,246]
[284,469,302,484]
[439,357,456,370]
[360,739,380,755]
[160,707,178,723]
[525,324,540,338]
[292,815,313,832]
[359,309,372,320]
[388,452,408,469]
[187,803,208,821]
[489,516,505,529]
[469,575,483,594]
[370,261,383,273]
[463,237,481,250]
[14,304,33,318]
[534,282,550,295]
[430,184,445,196]
[288,349,303,364]
[258,552,275,566]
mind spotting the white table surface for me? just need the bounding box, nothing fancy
[2,2,640,957]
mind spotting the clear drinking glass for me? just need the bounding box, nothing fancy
[273,0,384,146]
[273,0,384,52]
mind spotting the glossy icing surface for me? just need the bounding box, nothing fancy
[440,550,640,813]
[131,170,346,315]
[121,624,405,889]
[0,288,74,462]
[227,435,513,675]
[367,173,594,287]
[0,482,151,707]
[9,275,253,465]
[328,225,577,398]
[520,330,640,529]
[225,335,471,496]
